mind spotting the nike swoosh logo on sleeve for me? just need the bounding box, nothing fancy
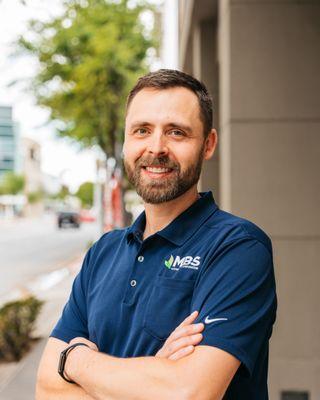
[204,316,228,324]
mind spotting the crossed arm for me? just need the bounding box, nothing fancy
[36,312,240,400]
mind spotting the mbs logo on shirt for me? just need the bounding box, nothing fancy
[164,254,201,271]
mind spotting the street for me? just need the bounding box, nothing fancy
[0,214,99,298]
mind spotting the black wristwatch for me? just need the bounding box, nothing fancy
[58,342,90,383]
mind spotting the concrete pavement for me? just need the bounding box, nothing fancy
[0,215,98,298]
[0,255,83,400]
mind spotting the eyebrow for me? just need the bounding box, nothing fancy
[129,121,193,133]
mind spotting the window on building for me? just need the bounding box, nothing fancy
[0,125,14,137]
[0,137,14,149]
[281,391,309,400]
[0,160,14,169]
[0,147,14,156]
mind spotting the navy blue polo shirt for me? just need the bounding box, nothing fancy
[51,191,277,399]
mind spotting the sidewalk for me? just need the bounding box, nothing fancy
[0,255,83,400]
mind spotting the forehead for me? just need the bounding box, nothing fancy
[126,87,202,128]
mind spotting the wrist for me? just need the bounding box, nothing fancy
[65,343,92,382]
[58,342,91,384]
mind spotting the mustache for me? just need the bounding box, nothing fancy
[135,156,179,170]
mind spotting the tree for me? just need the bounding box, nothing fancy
[0,172,25,195]
[75,181,94,207]
[56,184,70,200]
[27,190,44,204]
[16,0,157,163]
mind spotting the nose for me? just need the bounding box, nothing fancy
[146,130,169,156]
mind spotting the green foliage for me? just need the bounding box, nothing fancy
[56,184,70,200]
[0,172,25,195]
[27,190,44,204]
[16,0,157,160]
[0,296,44,362]
[75,181,94,207]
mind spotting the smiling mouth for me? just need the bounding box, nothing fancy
[141,166,175,177]
[143,166,173,173]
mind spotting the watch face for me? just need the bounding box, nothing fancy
[58,350,67,378]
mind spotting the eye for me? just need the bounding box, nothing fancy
[169,129,185,137]
[134,128,148,136]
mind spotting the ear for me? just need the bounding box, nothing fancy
[203,129,218,160]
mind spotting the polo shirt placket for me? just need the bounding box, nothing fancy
[122,232,158,306]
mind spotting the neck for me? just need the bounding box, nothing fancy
[143,186,200,240]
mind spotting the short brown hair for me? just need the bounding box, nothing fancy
[126,69,213,137]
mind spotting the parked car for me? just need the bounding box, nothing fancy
[57,210,81,229]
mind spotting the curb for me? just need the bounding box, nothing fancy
[0,254,84,398]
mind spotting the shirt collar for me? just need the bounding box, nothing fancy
[126,210,146,243]
[126,191,218,246]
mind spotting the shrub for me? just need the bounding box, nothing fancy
[0,296,44,362]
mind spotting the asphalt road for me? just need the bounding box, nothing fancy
[0,214,99,298]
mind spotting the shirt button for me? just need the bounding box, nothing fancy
[137,255,144,262]
[130,279,137,287]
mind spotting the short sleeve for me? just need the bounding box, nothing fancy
[192,238,277,377]
[50,247,93,343]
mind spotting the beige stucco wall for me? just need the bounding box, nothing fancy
[218,2,320,399]
[179,0,320,399]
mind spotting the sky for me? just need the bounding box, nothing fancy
[0,0,162,192]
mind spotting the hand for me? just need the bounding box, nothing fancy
[155,310,204,361]
[69,337,99,352]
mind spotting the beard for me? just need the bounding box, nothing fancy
[124,145,204,204]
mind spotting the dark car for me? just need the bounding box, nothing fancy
[57,211,81,229]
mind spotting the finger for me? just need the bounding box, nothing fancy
[169,345,195,361]
[178,310,199,328]
[167,322,204,344]
[164,333,203,358]
[156,332,203,359]
[164,311,200,346]
[155,347,166,358]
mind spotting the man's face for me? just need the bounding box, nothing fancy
[123,87,211,204]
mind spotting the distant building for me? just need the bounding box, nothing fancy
[21,137,42,194]
[0,106,19,177]
[21,137,44,217]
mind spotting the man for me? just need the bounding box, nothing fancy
[36,69,277,399]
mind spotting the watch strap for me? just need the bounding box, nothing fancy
[58,342,90,383]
